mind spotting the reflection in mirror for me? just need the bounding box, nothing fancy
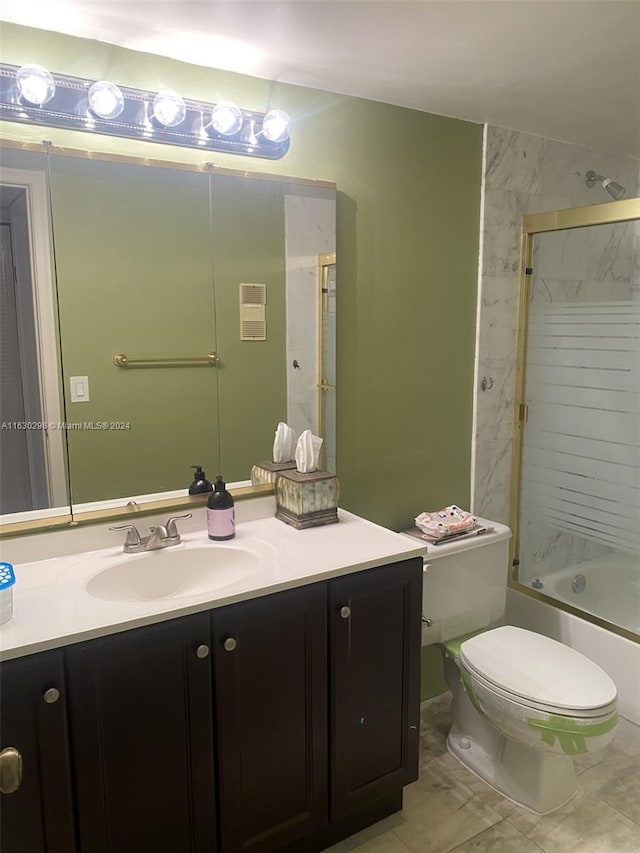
[0,154,69,516]
[0,142,336,524]
[318,254,336,471]
[209,174,335,484]
[49,154,219,505]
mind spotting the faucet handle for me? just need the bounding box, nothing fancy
[166,513,193,538]
[148,524,170,542]
[109,524,142,548]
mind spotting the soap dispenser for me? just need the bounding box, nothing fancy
[189,465,213,495]
[207,476,235,540]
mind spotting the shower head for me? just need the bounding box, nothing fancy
[585,170,626,201]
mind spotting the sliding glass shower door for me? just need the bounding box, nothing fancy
[514,213,640,638]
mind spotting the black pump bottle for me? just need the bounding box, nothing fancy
[207,476,235,540]
[189,466,213,495]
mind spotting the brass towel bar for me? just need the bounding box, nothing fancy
[113,352,219,369]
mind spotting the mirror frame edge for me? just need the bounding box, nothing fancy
[0,483,275,540]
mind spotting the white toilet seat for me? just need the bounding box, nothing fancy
[461,657,618,719]
[459,625,617,716]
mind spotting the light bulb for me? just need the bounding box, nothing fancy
[152,90,186,127]
[261,109,291,143]
[16,64,56,106]
[211,101,243,136]
[88,80,125,119]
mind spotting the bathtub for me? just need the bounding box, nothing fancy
[506,562,640,735]
[528,552,639,635]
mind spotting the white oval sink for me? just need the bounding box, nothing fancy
[86,545,260,602]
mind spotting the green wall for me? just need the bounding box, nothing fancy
[0,22,483,529]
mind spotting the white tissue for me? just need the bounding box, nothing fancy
[273,422,297,463]
[295,430,323,473]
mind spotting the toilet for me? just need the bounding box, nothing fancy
[412,519,618,814]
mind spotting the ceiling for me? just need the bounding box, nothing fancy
[2,0,639,157]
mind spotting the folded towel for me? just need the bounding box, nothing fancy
[415,505,477,539]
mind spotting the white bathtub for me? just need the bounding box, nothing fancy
[506,583,640,735]
[528,552,639,635]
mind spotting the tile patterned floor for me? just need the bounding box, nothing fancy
[326,693,640,853]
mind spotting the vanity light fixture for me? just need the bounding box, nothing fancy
[152,90,186,128]
[88,80,125,120]
[16,63,56,105]
[262,109,291,143]
[0,63,291,159]
[210,101,243,136]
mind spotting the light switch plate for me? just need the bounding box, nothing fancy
[70,376,89,402]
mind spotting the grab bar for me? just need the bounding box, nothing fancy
[113,352,219,369]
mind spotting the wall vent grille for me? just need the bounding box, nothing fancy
[240,283,267,341]
[240,283,266,305]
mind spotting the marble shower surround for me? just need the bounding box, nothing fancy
[473,126,640,527]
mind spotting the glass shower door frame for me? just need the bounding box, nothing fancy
[318,252,336,472]
[508,195,640,642]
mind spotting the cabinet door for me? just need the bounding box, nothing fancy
[213,583,327,852]
[329,558,422,819]
[0,650,76,853]
[65,614,216,853]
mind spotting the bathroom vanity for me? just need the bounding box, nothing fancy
[0,503,424,853]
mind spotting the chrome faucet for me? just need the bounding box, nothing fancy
[110,513,192,553]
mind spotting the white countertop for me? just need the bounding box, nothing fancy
[0,503,426,661]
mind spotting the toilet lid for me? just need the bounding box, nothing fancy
[460,626,617,712]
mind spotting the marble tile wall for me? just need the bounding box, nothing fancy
[473,127,640,534]
[284,194,336,456]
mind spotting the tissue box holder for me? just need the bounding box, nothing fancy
[251,460,297,486]
[275,470,339,529]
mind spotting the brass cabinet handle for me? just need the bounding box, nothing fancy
[43,687,60,704]
[339,606,351,619]
[196,644,210,659]
[0,747,23,794]
[223,637,237,652]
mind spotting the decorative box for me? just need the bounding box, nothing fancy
[275,470,339,529]
[250,460,297,486]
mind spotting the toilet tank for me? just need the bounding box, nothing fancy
[403,518,511,647]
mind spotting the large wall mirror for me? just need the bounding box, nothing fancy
[0,141,336,530]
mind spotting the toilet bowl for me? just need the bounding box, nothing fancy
[443,625,618,813]
[407,519,619,814]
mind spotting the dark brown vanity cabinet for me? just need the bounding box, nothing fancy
[212,583,328,852]
[329,558,422,820]
[0,556,422,853]
[0,650,76,853]
[211,557,422,852]
[65,613,217,853]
